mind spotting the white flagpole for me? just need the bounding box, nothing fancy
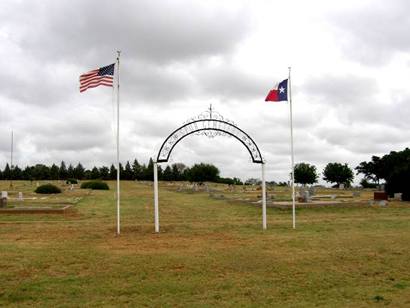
[116,51,121,235]
[10,130,13,188]
[261,162,267,229]
[288,67,296,229]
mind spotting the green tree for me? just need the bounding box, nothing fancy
[67,164,75,179]
[123,161,133,180]
[109,164,117,180]
[59,161,68,180]
[162,166,173,181]
[49,164,59,180]
[132,159,142,180]
[377,148,410,200]
[99,166,109,180]
[3,163,11,180]
[142,158,154,181]
[186,163,220,183]
[294,163,318,185]
[355,156,382,184]
[171,163,187,181]
[31,164,50,180]
[22,166,33,180]
[11,165,22,180]
[90,167,100,179]
[323,163,354,187]
[74,163,85,180]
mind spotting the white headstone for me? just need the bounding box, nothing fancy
[339,183,345,190]
[1,191,8,199]
[378,200,387,206]
[393,193,402,201]
[18,192,23,201]
[70,184,74,191]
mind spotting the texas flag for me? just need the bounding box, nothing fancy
[265,79,288,101]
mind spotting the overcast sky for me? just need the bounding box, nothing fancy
[0,0,409,183]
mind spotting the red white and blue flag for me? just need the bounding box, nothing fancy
[265,79,288,101]
[79,63,115,93]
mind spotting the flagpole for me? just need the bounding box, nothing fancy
[10,130,13,188]
[116,51,121,235]
[288,67,296,229]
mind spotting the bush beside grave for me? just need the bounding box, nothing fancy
[35,184,62,194]
[80,181,109,190]
[66,178,78,184]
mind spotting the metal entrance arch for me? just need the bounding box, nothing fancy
[153,106,267,232]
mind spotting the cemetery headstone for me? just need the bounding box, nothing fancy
[339,183,344,190]
[378,200,388,206]
[352,191,361,197]
[308,186,315,196]
[298,190,311,203]
[393,193,402,201]
[18,192,23,201]
[1,191,8,199]
[374,191,388,201]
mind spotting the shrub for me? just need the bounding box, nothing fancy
[81,181,109,190]
[35,184,62,194]
[66,178,78,184]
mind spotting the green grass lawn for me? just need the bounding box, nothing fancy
[0,181,409,307]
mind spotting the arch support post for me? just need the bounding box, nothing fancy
[262,162,267,230]
[153,161,159,233]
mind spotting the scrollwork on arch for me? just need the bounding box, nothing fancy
[157,107,263,164]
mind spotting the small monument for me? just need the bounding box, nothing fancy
[0,191,7,208]
[1,191,8,199]
[374,191,388,201]
[18,192,23,201]
[393,193,402,201]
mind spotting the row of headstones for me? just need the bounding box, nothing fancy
[1,191,24,200]
[0,191,23,208]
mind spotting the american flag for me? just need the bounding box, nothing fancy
[79,63,115,93]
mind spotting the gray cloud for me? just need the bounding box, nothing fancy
[0,0,252,107]
[196,63,269,100]
[329,0,410,65]
[2,0,251,65]
[303,74,378,106]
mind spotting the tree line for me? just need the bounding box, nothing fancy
[0,159,243,185]
[293,148,409,200]
[293,162,354,187]
[356,148,409,200]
